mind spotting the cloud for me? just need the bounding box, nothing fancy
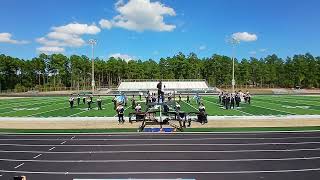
[199,45,206,51]
[36,22,100,53]
[47,31,75,40]
[99,19,112,29]
[128,36,137,40]
[259,48,267,52]
[100,0,176,32]
[36,46,65,54]
[232,32,257,42]
[0,33,28,44]
[109,53,135,62]
[115,0,125,7]
[46,32,86,47]
[249,51,257,55]
[36,37,65,47]
[52,23,100,35]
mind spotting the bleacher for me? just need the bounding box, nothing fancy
[117,79,210,92]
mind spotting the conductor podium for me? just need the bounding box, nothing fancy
[129,101,185,132]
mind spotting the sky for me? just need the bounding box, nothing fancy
[0,0,319,61]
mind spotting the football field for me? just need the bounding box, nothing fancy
[0,95,320,118]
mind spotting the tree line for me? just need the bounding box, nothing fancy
[0,52,319,92]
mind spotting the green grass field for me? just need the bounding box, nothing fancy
[0,95,320,117]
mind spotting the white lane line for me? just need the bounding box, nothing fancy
[2,168,320,175]
[3,156,320,163]
[14,163,24,169]
[48,147,55,151]
[1,147,320,154]
[33,154,42,159]
[60,141,66,145]
[1,136,320,141]
[1,141,320,147]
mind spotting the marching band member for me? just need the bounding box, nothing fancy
[116,103,125,124]
[69,95,74,109]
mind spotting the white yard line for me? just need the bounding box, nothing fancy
[257,97,320,108]
[234,109,253,116]
[252,99,302,112]
[0,98,53,108]
[211,96,289,116]
[276,96,320,105]
[250,104,296,115]
[0,102,65,116]
[183,101,198,111]
[27,106,67,117]
[202,99,254,116]
[0,100,34,108]
[69,102,113,117]
[0,98,64,110]
[68,110,89,117]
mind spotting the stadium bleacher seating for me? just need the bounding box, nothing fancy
[117,80,209,92]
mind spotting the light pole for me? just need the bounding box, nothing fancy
[229,37,240,93]
[88,39,97,94]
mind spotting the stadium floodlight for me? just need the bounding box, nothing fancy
[88,39,97,94]
[227,37,240,93]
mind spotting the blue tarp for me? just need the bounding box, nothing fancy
[143,128,175,132]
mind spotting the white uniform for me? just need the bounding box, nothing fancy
[135,105,142,112]
[199,105,205,112]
